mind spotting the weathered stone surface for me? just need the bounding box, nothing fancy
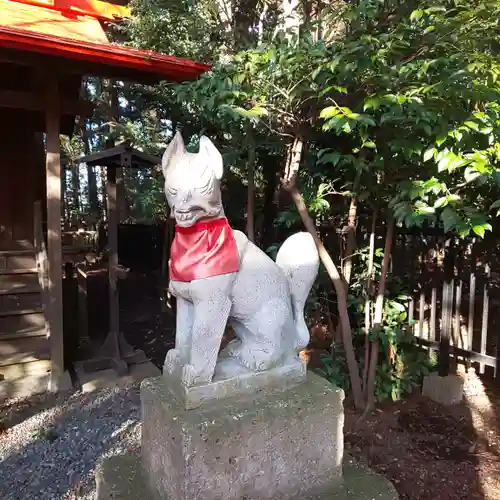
[96,454,155,500]
[422,371,464,405]
[141,373,344,500]
[161,131,320,387]
[165,356,307,410]
[95,454,399,500]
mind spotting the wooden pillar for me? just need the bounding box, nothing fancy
[77,164,145,375]
[106,166,124,373]
[45,77,65,388]
[103,167,128,375]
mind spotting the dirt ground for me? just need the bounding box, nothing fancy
[343,369,500,500]
[119,271,175,368]
[120,272,500,500]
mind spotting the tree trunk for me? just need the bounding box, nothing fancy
[78,81,99,223]
[366,217,394,409]
[78,119,98,222]
[105,78,130,223]
[260,152,280,251]
[71,164,80,219]
[282,137,364,411]
[343,169,361,285]
[362,210,377,392]
[87,166,99,220]
[100,167,107,219]
[246,133,256,242]
[61,166,67,227]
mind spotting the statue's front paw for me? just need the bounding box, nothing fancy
[219,339,243,359]
[164,349,181,375]
[181,364,197,387]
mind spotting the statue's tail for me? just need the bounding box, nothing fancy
[275,232,320,351]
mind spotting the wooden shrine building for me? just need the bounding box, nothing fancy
[0,0,209,392]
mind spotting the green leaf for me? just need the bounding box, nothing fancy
[423,148,435,162]
[363,97,382,111]
[472,225,486,237]
[391,301,406,313]
[437,151,465,172]
[317,151,341,166]
[441,207,461,232]
[464,167,481,182]
[434,197,448,208]
[490,200,500,210]
[464,121,480,131]
[320,85,348,96]
[320,106,339,119]
[410,9,424,22]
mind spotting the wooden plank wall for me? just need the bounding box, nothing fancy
[0,128,46,249]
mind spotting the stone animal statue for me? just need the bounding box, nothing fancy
[162,131,319,387]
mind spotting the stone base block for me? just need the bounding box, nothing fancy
[140,373,344,500]
[165,356,307,410]
[48,369,73,393]
[75,362,160,393]
[422,371,464,405]
[95,454,399,500]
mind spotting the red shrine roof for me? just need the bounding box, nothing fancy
[0,0,210,81]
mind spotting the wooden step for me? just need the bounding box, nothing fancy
[0,272,39,293]
[0,268,38,275]
[0,360,51,380]
[0,293,43,314]
[0,249,36,256]
[0,336,50,379]
[0,286,40,295]
[0,307,44,317]
[0,335,50,367]
[0,252,37,271]
[0,309,46,339]
[0,325,45,341]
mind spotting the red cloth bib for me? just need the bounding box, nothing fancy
[169,217,240,282]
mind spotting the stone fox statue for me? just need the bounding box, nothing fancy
[162,131,319,387]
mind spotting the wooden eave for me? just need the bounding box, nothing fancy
[0,0,210,83]
[79,144,161,169]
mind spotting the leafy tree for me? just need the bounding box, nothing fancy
[88,0,500,411]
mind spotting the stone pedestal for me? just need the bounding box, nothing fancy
[141,373,343,500]
[422,371,464,405]
[96,371,399,500]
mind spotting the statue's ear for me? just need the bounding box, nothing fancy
[162,131,185,177]
[199,135,223,180]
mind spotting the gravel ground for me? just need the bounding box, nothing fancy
[0,383,141,500]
